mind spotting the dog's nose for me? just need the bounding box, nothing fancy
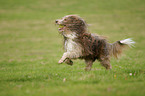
[55,20,58,23]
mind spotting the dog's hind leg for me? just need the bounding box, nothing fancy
[85,59,94,71]
[99,57,112,70]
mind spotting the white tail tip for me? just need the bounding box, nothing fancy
[120,38,135,47]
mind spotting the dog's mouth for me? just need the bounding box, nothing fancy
[58,24,66,32]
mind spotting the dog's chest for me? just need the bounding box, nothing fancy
[64,39,77,52]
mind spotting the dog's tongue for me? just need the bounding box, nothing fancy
[59,27,63,30]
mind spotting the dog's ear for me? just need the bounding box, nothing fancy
[77,18,86,27]
[70,16,86,26]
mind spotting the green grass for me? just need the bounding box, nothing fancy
[0,0,145,96]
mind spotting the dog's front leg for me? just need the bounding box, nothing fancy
[65,59,73,65]
[58,52,68,64]
[58,52,79,64]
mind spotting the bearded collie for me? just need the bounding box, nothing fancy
[55,15,135,71]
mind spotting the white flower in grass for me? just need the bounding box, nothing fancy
[129,73,132,76]
[63,78,66,82]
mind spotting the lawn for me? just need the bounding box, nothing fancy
[0,0,145,96]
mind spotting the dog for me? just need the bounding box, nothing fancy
[55,15,135,71]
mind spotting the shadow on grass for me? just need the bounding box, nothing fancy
[1,77,48,82]
[72,80,100,84]
[1,76,101,85]
[0,73,56,82]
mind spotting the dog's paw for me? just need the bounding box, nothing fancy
[58,59,64,64]
[65,59,73,66]
[85,67,92,71]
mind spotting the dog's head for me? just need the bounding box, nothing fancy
[55,15,87,34]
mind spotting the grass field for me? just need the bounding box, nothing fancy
[0,0,145,96]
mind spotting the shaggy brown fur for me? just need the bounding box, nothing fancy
[55,15,135,71]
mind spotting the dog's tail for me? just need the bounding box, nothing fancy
[110,38,135,58]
